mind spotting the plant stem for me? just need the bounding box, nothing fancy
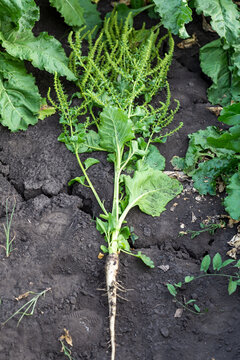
[112,149,122,224]
[75,150,108,217]
[109,149,123,254]
[193,273,240,281]
[174,298,203,315]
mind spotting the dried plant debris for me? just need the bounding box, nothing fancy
[15,291,31,301]
[59,329,74,360]
[174,308,183,318]
[59,328,73,348]
[206,106,223,116]
[158,264,170,272]
[177,33,199,49]
[227,226,240,259]
[164,171,189,182]
[202,15,215,33]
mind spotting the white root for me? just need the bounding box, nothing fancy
[105,253,119,360]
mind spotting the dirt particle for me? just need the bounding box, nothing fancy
[69,296,77,305]
[143,226,151,237]
[160,327,170,338]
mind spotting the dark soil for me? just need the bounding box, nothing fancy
[0,3,240,360]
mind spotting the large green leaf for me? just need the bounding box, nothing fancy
[207,125,240,153]
[192,157,238,195]
[153,0,192,38]
[99,106,134,153]
[0,52,40,131]
[194,0,240,44]
[224,171,240,220]
[137,144,165,171]
[0,31,76,81]
[219,102,240,126]
[123,169,183,216]
[107,3,154,25]
[231,42,240,77]
[200,39,240,106]
[183,126,234,174]
[0,0,39,32]
[49,0,101,30]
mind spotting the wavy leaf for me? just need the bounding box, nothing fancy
[207,125,240,153]
[0,0,39,32]
[192,157,238,195]
[194,0,240,44]
[124,169,182,217]
[49,0,101,30]
[137,144,165,171]
[1,31,76,81]
[153,0,192,38]
[200,39,240,105]
[218,102,240,126]
[224,172,240,220]
[0,52,40,131]
[99,106,134,153]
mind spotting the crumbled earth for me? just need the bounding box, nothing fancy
[0,2,240,360]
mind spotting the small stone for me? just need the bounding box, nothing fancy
[174,308,183,318]
[160,327,169,338]
[70,296,77,305]
[143,226,151,237]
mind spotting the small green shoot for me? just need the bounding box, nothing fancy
[179,221,225,239]
[2,287,51,326]
[167,254,240,314]
[59,341,74,360]
[59,328,74,360]
[0,198,16,257]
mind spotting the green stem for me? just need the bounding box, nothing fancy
[193,273,240,281]
[118,202,132,231]
[174,298,203,315]
[110,229,120,254]
[119,148,135,173]
[75,150,108,217]
[142,135,152,162]
[112,148,122,225]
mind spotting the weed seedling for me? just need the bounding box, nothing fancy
[167,254,240,314]
[179,221,225,239]
[2,287,51,326]
[59,328,74,360]
[0,198,16,257]
[59,342,74,360]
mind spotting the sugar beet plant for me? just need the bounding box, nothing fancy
[48,14,183,360]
